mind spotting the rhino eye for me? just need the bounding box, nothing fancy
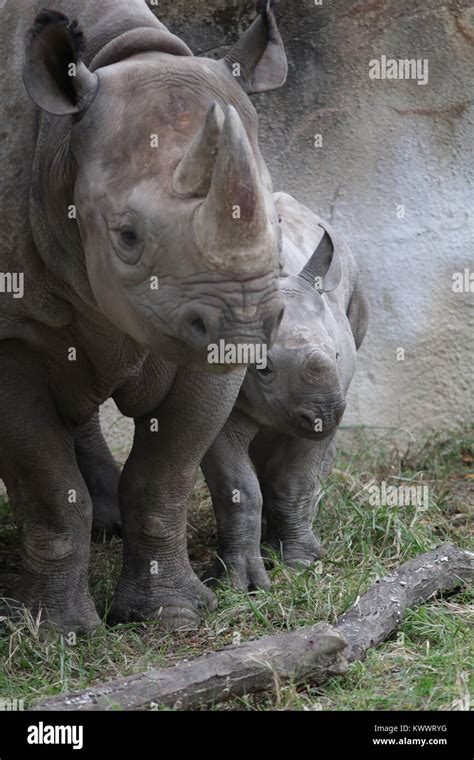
[256,365,274,384]
[112,222,144,265]
[119,227,138,247]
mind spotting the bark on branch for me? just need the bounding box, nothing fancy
[335,542,473,662]
[33,543,473,711]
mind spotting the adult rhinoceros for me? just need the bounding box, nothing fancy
[0,0,286,632]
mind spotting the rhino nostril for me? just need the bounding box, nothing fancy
[297,411,315,429]
[190,317,207,337]
[179,307,213,351]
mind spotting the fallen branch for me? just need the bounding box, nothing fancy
[33,543,473,711]
[335,542,473,662]
[34,623,348,711]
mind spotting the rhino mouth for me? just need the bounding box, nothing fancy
[271,399,346,440]
[299,427,337,441]
[138,319,273,372]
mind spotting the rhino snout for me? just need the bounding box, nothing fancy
[295,400,346,437]
[177,299,285,360]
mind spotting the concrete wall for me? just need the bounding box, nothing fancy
[147,0,473,441]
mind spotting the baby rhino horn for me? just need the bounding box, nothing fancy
[193,105,276,275]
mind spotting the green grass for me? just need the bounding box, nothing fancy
[0,428,472,711]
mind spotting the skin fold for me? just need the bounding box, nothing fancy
[201,192,369,590]
[0,0,287,632]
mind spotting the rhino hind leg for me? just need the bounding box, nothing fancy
[74,412,121,541]
[0,345,100,634]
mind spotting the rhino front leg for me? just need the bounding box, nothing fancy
[0,347,100,634]
[254,432,336,568]
[108,366,243,631]
[201,409,270,591]
[74,412,121,540]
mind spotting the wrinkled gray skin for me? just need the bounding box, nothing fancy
[0,0,287,632]
[201,192,369,590]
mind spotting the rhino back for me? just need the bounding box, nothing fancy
[274,191,360,309]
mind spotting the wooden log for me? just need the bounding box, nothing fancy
[33,543,473,711]
[33,622,348,711]
[335,542,474,662]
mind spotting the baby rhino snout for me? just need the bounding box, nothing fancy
[295,347,346,437]
[296,399,346,437]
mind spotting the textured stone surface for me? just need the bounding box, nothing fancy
[100,399,134,465]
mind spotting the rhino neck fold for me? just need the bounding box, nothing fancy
[89,28,193,72]
[29,118,101,318]
[70,1,191,67]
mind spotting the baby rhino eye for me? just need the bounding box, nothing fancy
[119,226,138,247]
[257,366,273,376]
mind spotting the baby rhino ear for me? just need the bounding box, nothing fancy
[23,9,99,116]
[298,224,342,292]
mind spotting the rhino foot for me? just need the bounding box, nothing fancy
[264,531,324,570]
[107,573,217,631]
[203,552,271,592]
[6,584,101,636]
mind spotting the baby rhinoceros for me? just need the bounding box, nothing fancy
[202,192,369,590]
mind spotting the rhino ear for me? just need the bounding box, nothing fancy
[223,0,287,94]
[346,277,369,350]
[298,225,342,293]
[23,10,99,116]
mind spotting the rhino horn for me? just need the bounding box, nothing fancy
[299,225,342,292]
[172,102,225,198]
[193,105,276,275]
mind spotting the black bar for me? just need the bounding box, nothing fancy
[0,710,471,757]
